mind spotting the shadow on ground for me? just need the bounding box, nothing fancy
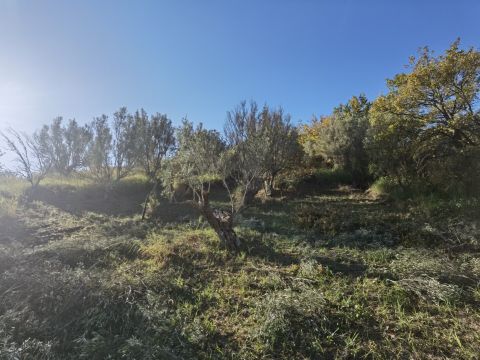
[31,181,149,216]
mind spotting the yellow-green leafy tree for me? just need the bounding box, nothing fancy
[300,95,371,186]
[368,40,480,192]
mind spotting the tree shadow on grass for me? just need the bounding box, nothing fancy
[240,229,368,276]
[314,255,367,276]
[151,200,199,224]
[242,201,387,243]
[0,215,31,245]
[30,181,150,216]
[246,241,299,266]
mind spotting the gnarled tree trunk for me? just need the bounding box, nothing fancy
[201,207,241,250]
[196,193,241,251]
[264,179,273,197]
[142,180,159,220]
[264,173,276,198]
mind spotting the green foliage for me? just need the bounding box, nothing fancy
[88,107,142,182]
[112,107,138,181]
[258,104,303,191]
[35,117,92,175]
[301,95,371,186]
[87,114,113,182]
[162,120,225,201]
[225,101,303,197]
[134,109,175,181]
[160,120,246,249]
[225,102,281,197]
[6,107,173,187]
[369,40,480,193]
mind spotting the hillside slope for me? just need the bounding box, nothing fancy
[0,177,479,359]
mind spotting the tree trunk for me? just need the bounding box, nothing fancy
[243,179,261,205]
[142,181,159,220]
[264,174,275,198]
[201,205,241,251]
[141,191,150,220]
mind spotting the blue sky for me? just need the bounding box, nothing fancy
[1,0,479,133]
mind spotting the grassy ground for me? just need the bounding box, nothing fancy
[0,174,479,359]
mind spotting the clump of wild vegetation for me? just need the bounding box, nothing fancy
[0,40,479,359]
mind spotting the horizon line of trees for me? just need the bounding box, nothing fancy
[0,102,301,249]
[1,39,479,249]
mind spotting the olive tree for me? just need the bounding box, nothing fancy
[162,119,263,250]
[0,128,51,188]
[35,117,92,175]
[225,101,301,198]
[224,101,265,201]
[87,108,139,183]
[112,107,138,181]
[134,109,175,219]
[134,109,175,179]
[258,105,302,195]
[87,115,113,182]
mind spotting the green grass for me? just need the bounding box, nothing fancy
[368,177,480,218]
[0,175,29,217]
[0,174,479,359]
